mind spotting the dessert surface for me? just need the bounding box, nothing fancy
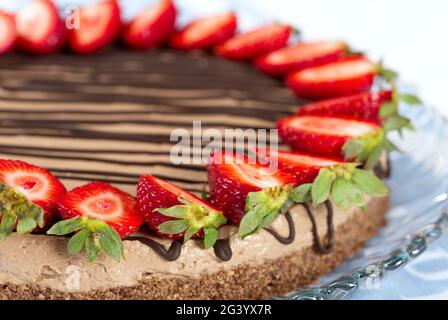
[0,49,298,195]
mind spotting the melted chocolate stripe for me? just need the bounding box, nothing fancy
[264,211,295,244]
[125,237,182,261]
[0,118,270,130]
[213,239,232,261]
[302,201,335,254]
[48,168,208,187]
[0,104,293,120]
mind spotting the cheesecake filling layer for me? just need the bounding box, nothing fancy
[0,197,384,292]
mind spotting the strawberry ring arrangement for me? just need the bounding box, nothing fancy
[0,0,422,299]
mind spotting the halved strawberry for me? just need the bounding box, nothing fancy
[277,115,384,165]
[0,11,16,55]
[297,90,393,124]
[169,12,237,51]
[123,0,176,50]
[257,149,388,211]
[206,151,296,238]
[48,182,142,262]
[255,41,347,77]
[286,57,377,99]
[0,159,66,239]
[68,0,121,54]
[16,0,66,54]
[136,175,226,248]
[257,149,343,186]
[214,24,292,61]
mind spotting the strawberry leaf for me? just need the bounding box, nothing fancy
[289,183,312,203]
[98,225,124,261]
[332,178,365,211]
[156,199,227,246]
[16,215,37,235]
[379,101,398,119]
[85,233,101,264]
[239,186,291,239]
[311,168,336,206]
[67,228,89,254]
[203,226,219,249]
[383,115,412,132]
[47,216,84,235]
[399,93,422,105]
[0,212,17,240]
[48,216,125,263]
[342,138,365,160]
[352,169,388,197]
[376,61,398,84]
[0,182,45,239]
[156,205,188,219]
[158,219,189,234]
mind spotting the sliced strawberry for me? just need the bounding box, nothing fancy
[68,0,121,54]
[214,24,292,61]
[256,149,388,211]
[255,41,347,77]
[16,0,66,54]
[48,182,143,262]
[123,0,176,50]
[136,175,226,248]
[57,181,142,237]
[170,12,237,51]
[257,149,343,186]
[0,11,16,55]
[277,115,381,158]
[286,57,377,99]
[206,151,295,238]
[0,159,66,239]
[297,90,393,123]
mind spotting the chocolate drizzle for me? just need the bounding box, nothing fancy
[213,239,233,261]
[302,201,335,254]
[126,237,182,261]
[264,211,295,244]
[374,156,391,179]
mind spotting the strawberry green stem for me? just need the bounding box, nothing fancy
[239,185,292,239]
[0,182,44,240]
[47,216,124,263]
[289,164,388,211]
[156,198,227,249]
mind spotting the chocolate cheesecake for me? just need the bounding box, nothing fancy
[0,49,388,299]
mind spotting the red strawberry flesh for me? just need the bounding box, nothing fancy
[215,24,292,61]
[170,12,237,50]
[68,0,121,54]
[58,181,142,237]
[277,115,380,158]
[0,11,16,54]
[16,0,66,54]
[137,174,225,242]
[286,57,376,99]
[297,90,393,123]
[0,159,66,228]
[258,149,343,185]
[255,41,347,77]
[123,0,176,50]
[207,151,295,225]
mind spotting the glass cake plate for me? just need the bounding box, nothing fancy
[275,102,448,300]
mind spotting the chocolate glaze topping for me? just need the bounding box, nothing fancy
[0,50,301,195]
[302,201,335,254]
[126,237,182,261]
[213,239,233,261]
[264,211,295,244]
[374,156,391,179]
